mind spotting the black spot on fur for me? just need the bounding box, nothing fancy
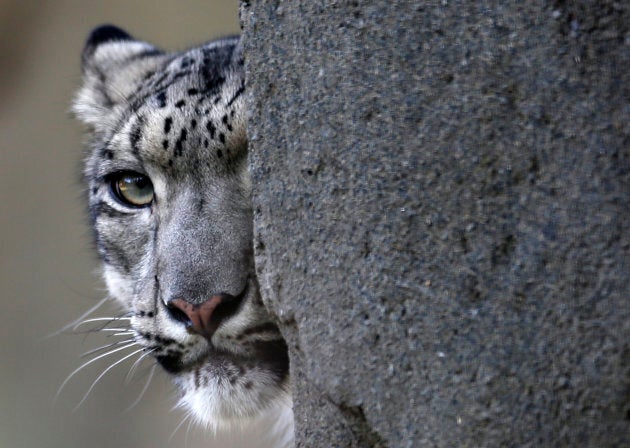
[150,72,169,90]
[175,99,186,108]
[155,91,167,108]
[162,139,169,150]
[156,354,183,374]
[154,334,177,345]
[219,133,226,144]
[102,149,114,160]
[206,121,216,139]
[204,139,209,148]
[129,118,144,154]
[222,114,233,131]
[227,83,245,106]
[180,57,195,69]
[175,128,187,156]
[172,71,189,83]
[187,88,198,95]
[201,46,232,95]
[217,149,223,158]
[164,117,172,134]
[191,119,197,129]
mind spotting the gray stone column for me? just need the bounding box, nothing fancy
[241,1,629,446]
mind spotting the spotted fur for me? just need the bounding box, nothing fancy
[73,25,292,445]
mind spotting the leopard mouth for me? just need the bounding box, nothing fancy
[154,331,289,380]
[155,343,236,374]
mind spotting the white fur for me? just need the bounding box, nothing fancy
[179,396,294,448]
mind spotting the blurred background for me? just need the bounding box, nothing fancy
[0,1,242,447]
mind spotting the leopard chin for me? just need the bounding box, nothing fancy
[174,365,292,428]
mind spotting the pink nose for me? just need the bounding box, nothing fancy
[168,295,225,338]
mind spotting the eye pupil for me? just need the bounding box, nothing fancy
[111,172,154,207]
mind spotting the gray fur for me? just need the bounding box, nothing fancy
[73,26,292,442]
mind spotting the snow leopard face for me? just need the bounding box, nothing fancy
[73,25,289,428]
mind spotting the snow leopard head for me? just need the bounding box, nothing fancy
[72,25,289,429]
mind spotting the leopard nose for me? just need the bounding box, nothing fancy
[167,294,230,338]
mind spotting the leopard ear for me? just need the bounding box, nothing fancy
[73,24,164,130]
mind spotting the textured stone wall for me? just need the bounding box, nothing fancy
[241,1,629,446]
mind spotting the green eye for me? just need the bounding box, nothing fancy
[110,172,154,207]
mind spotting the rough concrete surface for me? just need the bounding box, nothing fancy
[241,1,629,446]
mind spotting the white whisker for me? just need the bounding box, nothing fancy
[73,327,131,336]
[124,348,156,384]
[74,347,146,410]
[124,362,157,412]
[169,413,191,442]
[80,338,136,358]
[55,341,138,402]
[112,331,135,337]
[73,316,131,331]
[45,296,110,339]
[185,417,194,448]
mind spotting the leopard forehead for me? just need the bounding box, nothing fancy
[90,45,247,178]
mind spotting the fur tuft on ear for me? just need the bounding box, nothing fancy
[73,24,164,131]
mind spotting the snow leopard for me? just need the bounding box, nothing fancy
[72,25,293,445]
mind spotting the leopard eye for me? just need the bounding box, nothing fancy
[110,172,154,207]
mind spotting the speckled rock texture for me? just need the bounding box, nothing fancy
[241,1,629,446]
